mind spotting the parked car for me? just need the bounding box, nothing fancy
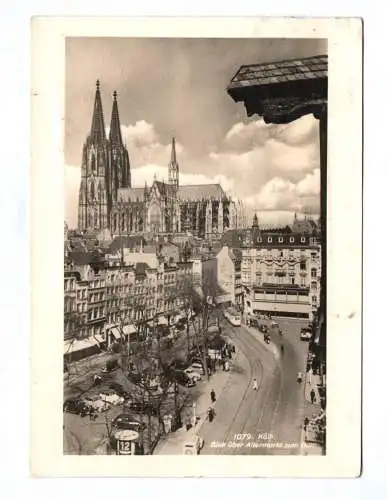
[260,324,268,334]
[300,328,313,341]
[63,398,86,415]
[101,358,119,373]
[190,362,205,375]
[172,359,190,369]
[112,413,147,432]
[184,367,202,382]
[174,370,196,387]
[129,400,159,416]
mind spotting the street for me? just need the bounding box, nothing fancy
[200,317,310,455]
[63,315,313,456]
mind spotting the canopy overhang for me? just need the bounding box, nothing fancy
[227,55,327,124]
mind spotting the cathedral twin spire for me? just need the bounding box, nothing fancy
[90,79,178,192]
[89,80,123,146]
[90,80,106,144]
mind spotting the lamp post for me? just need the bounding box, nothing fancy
[192,402,197,434]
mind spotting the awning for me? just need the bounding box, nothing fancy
[122,324,137,335]
[64,337,98,355]
[94,333,105,344]
[157,316,169,326]
[110,327,121,340]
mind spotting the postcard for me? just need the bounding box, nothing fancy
[30,17,362,477]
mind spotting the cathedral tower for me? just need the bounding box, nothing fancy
[168,137,179,191]
[78,80,110,231]
[108,90,131,204]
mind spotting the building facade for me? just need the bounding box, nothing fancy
[215,246,243,308]
[64,253,194,359]
[241,216,321,320]
[78,82,236,239]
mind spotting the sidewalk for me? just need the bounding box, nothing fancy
[153,348,241,455]
[300,370,325,455]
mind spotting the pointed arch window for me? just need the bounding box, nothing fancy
[98,183,103,202]
[90,180,95,201]
[91,154,96,173]
[94,210,99,228]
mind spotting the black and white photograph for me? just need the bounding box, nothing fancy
[63,36,327,457]
[30,17,362,477]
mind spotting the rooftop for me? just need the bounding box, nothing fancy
[228,55,327,91]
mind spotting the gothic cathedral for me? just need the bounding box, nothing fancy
[78,81,236,239]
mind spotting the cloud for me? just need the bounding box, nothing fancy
[243,170,320,214]
[65,116,320,228]
[208,114,320,206]
[224,115,318,151]
[106,120,185,168]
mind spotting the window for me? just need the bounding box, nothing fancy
[300,260,306,271]
[291,278,295,285]
[257,237,262,243]
[268,237,272,243]
[279,237,283,243]
[290,237,294,243]
[301,237,306,243]
[312,295,317,303]
[280,251,283,257]
[311,268,317,278]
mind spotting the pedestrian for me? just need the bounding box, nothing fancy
[222,359,225,371]
[310,389,316,404]
[210,389,216,403]
[253,378,258,391]
[304,417,309,431]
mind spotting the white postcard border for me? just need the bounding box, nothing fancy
[30,17,362,477]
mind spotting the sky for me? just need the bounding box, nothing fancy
[65,37,327,228]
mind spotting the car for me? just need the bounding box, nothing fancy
[112,413,147,432]
[101,359,119,373]
[184,367,202,382]
[174,370,196,387]
[190,362,205,375]
[300,329,313,341]
[129,400,159,416]
[63,398,85,414]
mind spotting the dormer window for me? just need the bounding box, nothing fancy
[301,237,306,243]
[268,237,272,243]
[290,237,295,243]
[279,237,283,243]
[257,237,262,243]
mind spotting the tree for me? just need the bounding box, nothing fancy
[174,271,221,380]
